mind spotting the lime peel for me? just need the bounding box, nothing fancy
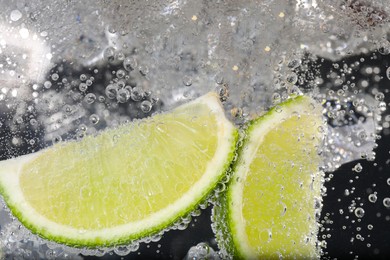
[0,92,238,247]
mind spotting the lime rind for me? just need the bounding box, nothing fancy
[212,95,324,259]
[0,92,238,248]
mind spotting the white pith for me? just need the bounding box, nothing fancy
[0,92,236,244]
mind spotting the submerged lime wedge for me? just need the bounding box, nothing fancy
[0,92,238,247]
[213,95,325,259]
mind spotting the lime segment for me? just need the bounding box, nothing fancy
[214,95,325,259]
[0,92,238,247]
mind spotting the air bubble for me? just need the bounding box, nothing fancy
[378,45,390,55]
[116,69,126,79]
[84,93,96,104]
[354,207,365,218]
[51,73,59,81]
[103,47,115,62]
[352,163,363,173]
[286,73,298,84]
[10,10,22,22]
[80,74,87,81]
[140,100,152,113]
[114,246,132,256]
[86,79,93,86]
[117,88,131,103]
[275,105,282,113]
[105,84,118,99]
[123,57,137,71]
[131,86,144,101]
[89,114,99,125]
[29,119,38,126]
[117,80,126,89]
[44,81,52,89]
[182,75,193,86]
[287,59,301,69]
[218,85,229,101]
[358,130,368,140]
[117,52,125,61]
[79,83,88,92]
[383,198,390,208]
[185,242,217,260]
[78,124,87,132]
[230,107,243,118]
[64,105,73,115]
[271,93,281,104]
[52,135,62,143]
[139,65,149,76]
[317,125,326,133]
[375,92,385,101]
[214,73,224,85]
[368,194,377,203]
[378,101,387,112]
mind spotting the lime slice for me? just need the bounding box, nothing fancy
[213,95,325,259]
[0,92,238,247]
